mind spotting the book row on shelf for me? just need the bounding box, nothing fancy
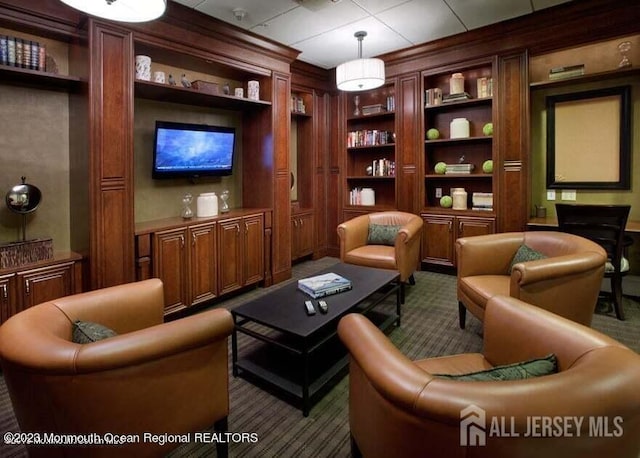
[548,64,585,80]
[349,187,376,206]
[424,77,493,107]
[347,130,395,148]
[0,35,46,71]
[369,158,395,177]
[290,94,306,114]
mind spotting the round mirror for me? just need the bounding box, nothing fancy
[5,177,42,214]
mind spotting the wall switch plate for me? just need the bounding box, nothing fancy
[546,190,556,201]
[561,190,576,201]
[435,187,442,198]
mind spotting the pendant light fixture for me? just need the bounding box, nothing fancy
[59,0,167,23]
[336,31,385,92]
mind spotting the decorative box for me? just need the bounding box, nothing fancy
[0,238,53,269]
[191,80,219,95]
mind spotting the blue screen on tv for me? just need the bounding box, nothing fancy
[152,121,236,178]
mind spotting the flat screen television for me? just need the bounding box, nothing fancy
[152,121,236,179]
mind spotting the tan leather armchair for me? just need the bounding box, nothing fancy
[0,279,233,458]
[337,295,640,458]
[337,211,423,300]
[457,231,606,328]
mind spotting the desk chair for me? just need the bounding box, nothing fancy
[556,203,631,320]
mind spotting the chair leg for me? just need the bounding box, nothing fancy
[611,275,626,321]
[350,434,363,458]
[458,301,467,329]
[214,417,229,458]
[408,273,416,285]
[400,282,405,304]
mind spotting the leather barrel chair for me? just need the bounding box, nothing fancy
[0,279,233,458]
[337,295,640,458]
[457,231,606,327]
[337,211,423,300]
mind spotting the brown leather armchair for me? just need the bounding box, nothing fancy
[337,211,423,299]
[0,278,233,458]
[337,295,640,458]
[457,231,606,328]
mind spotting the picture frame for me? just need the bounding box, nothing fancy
[546,85,631,189]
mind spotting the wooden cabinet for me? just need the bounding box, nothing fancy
[291,211,314,261]
[136,210,266,315]
[421,213,495,267]
[219,214,264,295]
[343,84,397,211]
[0,253,83,325]
[153,222,217,314]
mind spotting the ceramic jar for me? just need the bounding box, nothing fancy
[135,55,151,81]
[247,80,260,100]
[450,118,470,139]
[361,188,375,206]
[452,188,468,210]
[197,192,218,217]
[449,72,464,94]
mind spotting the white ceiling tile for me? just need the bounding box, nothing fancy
[172,0,205,8]
[253,1,369,45]
[350,0,412,15]
[194,0,298,29]
[376,0,465,45]
[294,16,411,68]
[446,0,532,30]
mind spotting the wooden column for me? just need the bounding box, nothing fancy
[396,73,421,213]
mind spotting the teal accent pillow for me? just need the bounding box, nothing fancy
[509,244,547,274]
[434,354,557,381]
[72,320,117,344]
[367,224,401,246]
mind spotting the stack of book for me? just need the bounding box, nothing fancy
[362,104,386,115]
[298,272,352,298]
[476,77,493,98]
[548,64,584,80]
[472,192,493,211]
[425,88,443,107]
[371,158,395,177]
[445,163,474,174]
[442,92,472,103]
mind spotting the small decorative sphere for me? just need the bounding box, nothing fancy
[365,165,374,176]
[440,195,453,208]
[426,128,440,140]
[434,162,447,174]
[482,122,493,136]
[482,159,493,173]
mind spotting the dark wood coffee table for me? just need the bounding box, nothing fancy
[231,263,400,416]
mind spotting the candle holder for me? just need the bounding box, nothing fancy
[181,193,193,219]
[353,95,361,117]
[618,41,631,68]
[220,190,230,213]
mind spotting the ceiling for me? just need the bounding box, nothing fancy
[172,0,573,69]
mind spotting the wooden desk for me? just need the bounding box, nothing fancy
[528,217,640,233]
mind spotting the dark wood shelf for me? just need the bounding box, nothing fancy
[0,64,82,92]
[347,143,396,150]
[421,206,495,217]
[344,204,396,211]
[425,136,491,145]
[530,67,640,89]
[134,79,272,110]
[425,97,492,111]
[347,175,395,180]
[291,110,311,118]
[347,111,395,121]
[425,173,492,179]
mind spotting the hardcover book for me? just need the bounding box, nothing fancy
[298,272,352,299]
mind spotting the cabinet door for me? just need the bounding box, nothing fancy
[190,223,217,306]
[154,228,189,314]
[0,275,17,326]
[244,215,265,286]
[218,218,243,294]
[18,263,76,310]
[297,213,314,258]
[421,214,455,267]
[457,216,496,238]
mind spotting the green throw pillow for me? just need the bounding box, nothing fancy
[72,320,117,344]
[367,224,401,246]
[434,354,557,381]
[508,244,547,274]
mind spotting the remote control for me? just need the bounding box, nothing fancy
[304,300,316,315]
[318,300,328,314]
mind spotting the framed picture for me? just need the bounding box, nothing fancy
[546,85,631,189]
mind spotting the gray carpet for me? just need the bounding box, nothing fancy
[1,257,638,457]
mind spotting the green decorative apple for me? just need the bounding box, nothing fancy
[440,195,453,208]
[482,159,493,173]
[434,162,447,174]
[426,128,440,140]
[482,122,493,136]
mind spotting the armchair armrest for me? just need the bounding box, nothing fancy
[456,232,524,277]
[510,252,606,287]
[337,214,370,257]
[75,308,233,372]
[338,313,432,412]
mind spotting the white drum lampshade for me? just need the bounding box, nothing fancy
[336,31,385,92]
[59,0,167,23]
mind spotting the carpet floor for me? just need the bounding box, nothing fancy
[1,256,638,457]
